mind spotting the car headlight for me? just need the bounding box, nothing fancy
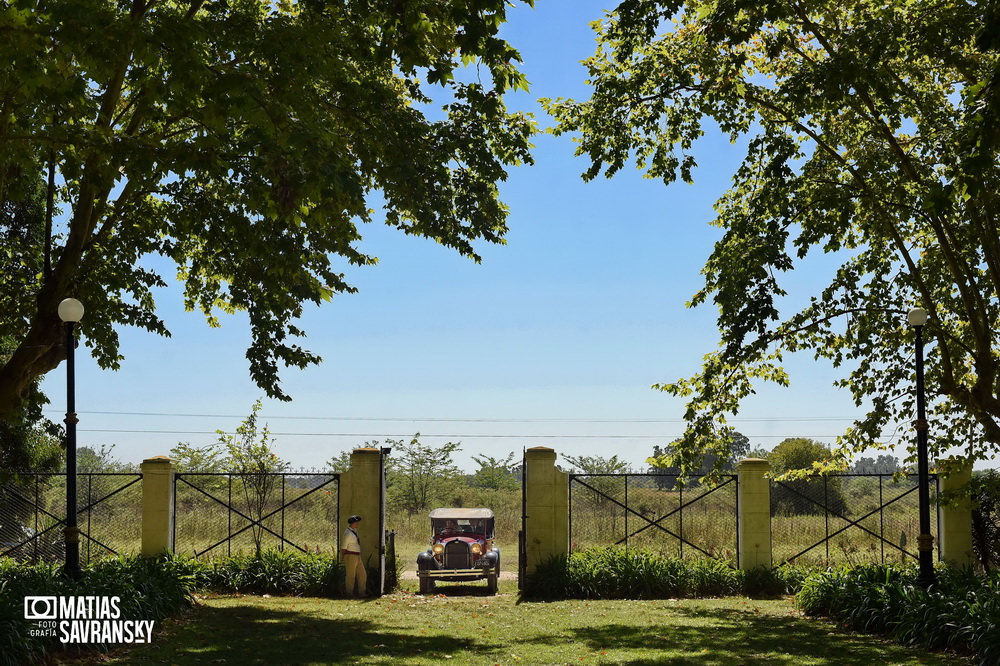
[432,543,444,555]
[471,543,482,555]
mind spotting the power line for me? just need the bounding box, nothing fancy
[57,410,860,424]
[77,428,872,439]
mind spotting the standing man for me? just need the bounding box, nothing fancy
[342,515,367,597]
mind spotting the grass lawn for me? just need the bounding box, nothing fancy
[88,582,970,665]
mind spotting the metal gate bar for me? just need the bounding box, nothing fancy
[173,472,338,558]
[1,473,141,563]
[772,473,938,567]
[569,473,738,565]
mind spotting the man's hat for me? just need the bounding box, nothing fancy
[348,515,362,523]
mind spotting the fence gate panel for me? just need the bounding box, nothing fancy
[569,473,737,563]
[173,472,339,558]
[1,472,142,564]
[771,473,939,567]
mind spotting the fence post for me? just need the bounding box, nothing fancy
[141,456,175,556]
[339,448,382,572]
[523,447,569,582]
[738,458,771,570]
[937,457,974,567]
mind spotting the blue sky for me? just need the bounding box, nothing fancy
[40,1,956,473]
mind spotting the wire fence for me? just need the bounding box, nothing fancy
[569,474,738,563]
[771,473,937,567]
[2,470,968,572]
[173,472,340,558]
[0,472,142,564]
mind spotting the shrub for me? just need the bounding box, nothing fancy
[797,563,1000,664]
[0,553,197,666]
[195,550,345,597]
[522,546,813,600]
[742,563,812,597]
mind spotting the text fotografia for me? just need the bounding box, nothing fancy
[23,596,155,644]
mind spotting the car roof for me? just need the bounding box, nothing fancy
[429,508,494,519]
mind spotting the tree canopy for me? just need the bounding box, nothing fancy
[1,171,61,473]
[386,435,463,515]
[768,437,847,514]
[0,0,535,443]
[648,427,749,477]
[546,0,1000,471]
[470,452,520,491]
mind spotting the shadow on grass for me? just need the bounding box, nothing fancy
[108,601,491,664]
[525,604,967,665]
[425,582,496,597]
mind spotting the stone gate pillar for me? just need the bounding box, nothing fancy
[738,458,772,570]
[141,456,175,556]
[937,457,974,566]
[338,448,382,571]
[523,447,569,578]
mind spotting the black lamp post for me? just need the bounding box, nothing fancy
[58,297,84,580]
[907,307,936,588]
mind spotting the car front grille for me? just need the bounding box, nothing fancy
[443,541,471,568]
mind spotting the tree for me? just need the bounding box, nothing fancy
[0,0,536,446]
[647,428,750,486]
[0,361,62,476]
[769,438,847,516]
[76,444,131,473]
[0,170,62,474]
[545,0,1000,471]
[851,454,901,475]
[769,438,835,475]
[561,454,633,475]
[385,434,462,516]
[470,453,520,491]
[215,400,290,554]
[169,441,229,473]
[325,449,354,475]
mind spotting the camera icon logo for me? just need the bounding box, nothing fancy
[24,596,58,620]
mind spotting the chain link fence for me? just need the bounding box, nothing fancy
[569,474,738,562]
[0,472,142,564]
[771,474,937,567]
[173,472,339,558]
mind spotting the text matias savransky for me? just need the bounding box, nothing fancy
[23,595,155,644]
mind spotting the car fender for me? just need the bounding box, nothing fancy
[416,550,440,570]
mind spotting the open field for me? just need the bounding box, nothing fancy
[81,587,971,665]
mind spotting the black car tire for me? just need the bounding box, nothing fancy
[486,570,497,595]
[419,576,435,595]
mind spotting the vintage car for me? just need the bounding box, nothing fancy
[416,508,500,594]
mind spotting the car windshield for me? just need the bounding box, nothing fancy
[433,518,492,537]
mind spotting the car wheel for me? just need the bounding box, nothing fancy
[486,570,497,595]
[419,576,434,595]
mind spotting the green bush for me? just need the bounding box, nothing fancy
[194,550,345,597]
[0,549,357,664]
[0,554,197,666]
[522,546,813,600]
[797,563,1000,664]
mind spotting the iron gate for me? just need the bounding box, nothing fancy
[771,473,939,567]
[569,473,739,565]
[0,472,142,564]
[173,472,339,557]
[518,447,527,590]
